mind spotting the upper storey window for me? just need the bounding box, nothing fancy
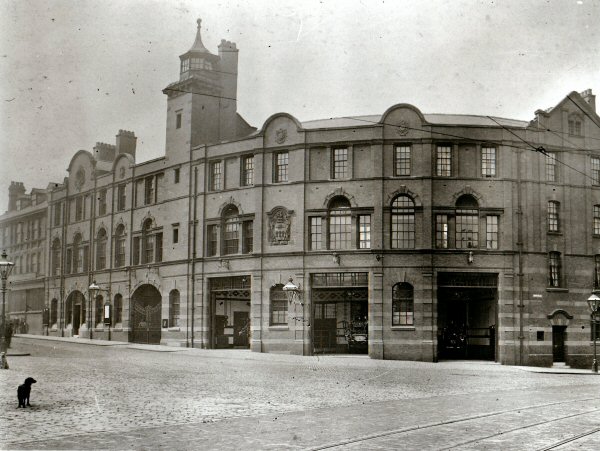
[481,147,496,177]
[547,201,560,233]
[328,197,352,250]
[455,195,479,249]
[391,195,415,249]
[394,145,411,176]
[546,153,557,182]
[592,157,600,185]
[274,152,289,183]
[241,155,254,187]
[436,145,452,176]
[210,161,223,191]
[568,118,582,136]
[332,147,348,179]
[180,57,212,77]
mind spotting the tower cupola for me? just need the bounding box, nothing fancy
[179,19,219,81]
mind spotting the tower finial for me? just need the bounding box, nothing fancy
[188,17,210,54]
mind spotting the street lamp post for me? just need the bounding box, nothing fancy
[587,293,600,373]
[0,250,15,369]
[88,281,100,341]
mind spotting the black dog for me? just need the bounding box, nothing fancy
[17,377,36,408]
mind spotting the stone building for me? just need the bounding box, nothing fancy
[0,182,49,333]
[2,19,600,368]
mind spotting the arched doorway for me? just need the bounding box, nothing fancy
[131,284,162,344]
[65,291,86,335]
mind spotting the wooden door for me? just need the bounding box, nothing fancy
[233,311,249,347]
[552,326,566,362]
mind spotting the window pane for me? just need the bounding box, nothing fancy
[456,210,479,248]
[595,255,600,289]
[592,158,600,185]
[549,252,561,287]
[329,211,351,249]
[224,220,239,254]
[391,196,415,249]
[211,161,222,191]
[359,215,371,249]
[270,284,288,325]
[395,145,411,176]
[546,153,557,182]
[310,217,322,250]
[275,152,289,182]
[436,145,452,176]
[548,201,559,232]
[436,215,448,249]
[486,216,499,249]
[392,283,414,326]
[242,156,254,186]
[332,147,348,179]
[243,221,253,254]
[207,225,218,256]
[481,147,496,177]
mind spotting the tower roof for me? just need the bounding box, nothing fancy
[187,18,212,55]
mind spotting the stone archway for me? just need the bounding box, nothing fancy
[131,284,162,344]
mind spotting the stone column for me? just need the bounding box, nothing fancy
[250,273,262,352]
[369,271,384,359]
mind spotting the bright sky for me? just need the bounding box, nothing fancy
[1,0,599,211]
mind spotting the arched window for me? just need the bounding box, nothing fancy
[391,195,415,249]
[50,298,58,326]
[455,195,479,249]
[169,289,180,327]
[95,295,104,326]
[223,205,240,255]
[96,228,107,270]
[52,238,61,275]
[114,294,123,324]
[328,196,352,249]
[270,284,288,325]
[392,282,414,326]
[114,225,126,267]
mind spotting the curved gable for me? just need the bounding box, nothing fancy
[381,104,428,140]
[260,113,304,148]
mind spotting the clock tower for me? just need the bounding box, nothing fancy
[163,19,255,162]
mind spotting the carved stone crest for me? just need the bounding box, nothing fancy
[275,128,287,144]
[267,206,293,245]
[396,119,409,136]
[74,168,85,191]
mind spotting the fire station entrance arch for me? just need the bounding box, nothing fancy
[311,272,369,354]
[208,276,251,349]
[437,272,498,361]
[131,284,162,344]
[65,290,86,335]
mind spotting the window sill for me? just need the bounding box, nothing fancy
[391,326,415,331]
[269,325,289,330]
[547,231,562,236]
[167,327,181,331]
[546,287,569,293]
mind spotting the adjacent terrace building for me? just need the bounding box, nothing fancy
[3,19,600,368]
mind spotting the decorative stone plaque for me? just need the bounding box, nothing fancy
[267,206,293,245]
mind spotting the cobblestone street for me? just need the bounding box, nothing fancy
[1,336,599,450]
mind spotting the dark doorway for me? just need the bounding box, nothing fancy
[73,304,81,335]
[131,285,162,344]
[552,326,567,362]
[233,311,250,347]
[437,272,498,361]
[209,276,251,349]
[311,272,369,355]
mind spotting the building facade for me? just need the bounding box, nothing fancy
[2,19,600,368]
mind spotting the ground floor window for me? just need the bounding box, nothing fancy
[392,282,414,326]
[270,284,288,325]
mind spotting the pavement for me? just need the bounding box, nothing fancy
[1,335,599,450]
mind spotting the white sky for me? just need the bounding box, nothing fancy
[1,0,599,211]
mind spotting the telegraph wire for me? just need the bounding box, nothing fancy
[486,116,545,154]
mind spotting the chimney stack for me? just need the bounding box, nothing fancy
[8,181,26,212]
[580,89,596,112]
[115,130,137,159]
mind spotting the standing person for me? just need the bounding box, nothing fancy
[4,321,12,348]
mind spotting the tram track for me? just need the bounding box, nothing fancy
[309,396,600,450]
